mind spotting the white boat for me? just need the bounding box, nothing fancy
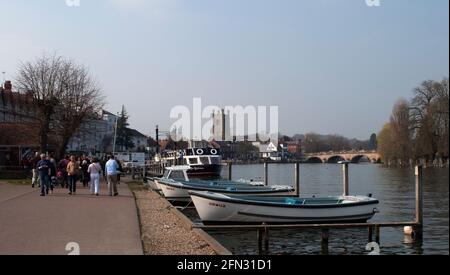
[156,166,294,201]
[190,191,379,224]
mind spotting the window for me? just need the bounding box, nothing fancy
[169,171,185,180]
[210,157,220,165]
[200,157,210,165]
[163,170,170,178]
[188,158,198,165]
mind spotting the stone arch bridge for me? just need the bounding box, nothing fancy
[304,151,381,164]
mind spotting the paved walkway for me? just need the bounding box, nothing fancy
[0,179,143,255]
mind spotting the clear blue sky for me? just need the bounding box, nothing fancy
[1,0,448,139]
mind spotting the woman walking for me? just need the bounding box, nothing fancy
[88,158,102,196]
[81,157,91,188]
[67,155,80,195]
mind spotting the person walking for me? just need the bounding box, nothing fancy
[58,156,70,188]
[88,158,102,196]
[116,157,123,185]
[81,157,91,188]
[31,152,40,188]
[67,155,80,195]
[47,154,57,194]
[105,155,119,197]
[36,154,51,196]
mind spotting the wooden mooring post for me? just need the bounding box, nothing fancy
[256,224,270,255]
[294,162,300,196]
[414,165,423,239]
[264,161,269,186]
[342,162,349,196]
[368,226,373,243]
[321,228,329,254]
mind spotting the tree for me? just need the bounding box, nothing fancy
[116,105,135,151]
[15,54,104,157]
[235,142,259,160]
[53,62,104,158]
[369,133,377,150]
[16,54,66,151]
[377,123,394,163]
[389,98,412,162]
[410,78,449,160]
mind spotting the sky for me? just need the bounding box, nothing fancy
[0,0,448,140]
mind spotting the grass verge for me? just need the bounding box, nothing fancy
[1,179,31,186]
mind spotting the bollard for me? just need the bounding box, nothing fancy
[342,162,349,196]
[228,162,232,181]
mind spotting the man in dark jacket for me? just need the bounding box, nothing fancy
[36,154,51,196]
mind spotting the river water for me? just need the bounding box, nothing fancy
[190,163,448,255]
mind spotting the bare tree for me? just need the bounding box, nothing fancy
[52,61,105,158]
[15,54,104,157]
[410,78,449,160]
[16,54,66,151]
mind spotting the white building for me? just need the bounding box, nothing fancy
[128,128,148,152]
[67,110,118,154]
[259,142,281,161]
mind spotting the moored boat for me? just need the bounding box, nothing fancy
[190,191,379,224]
[156,166,294,201]
[157,147,223,179]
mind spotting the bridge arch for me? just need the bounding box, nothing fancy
[327,155,346,163]
[305,157,323,163]
[350,155,372,163]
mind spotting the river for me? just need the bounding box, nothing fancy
[191,163,449,255]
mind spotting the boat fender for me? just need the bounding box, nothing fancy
[196,149,204,155]
[210,149,218,155]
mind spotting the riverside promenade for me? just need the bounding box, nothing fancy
[0,180,143,255]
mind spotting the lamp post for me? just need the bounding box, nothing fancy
[112,113,119,155]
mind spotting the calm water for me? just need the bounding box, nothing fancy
[185,164,449,255]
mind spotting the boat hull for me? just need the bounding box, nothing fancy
[159,181,294,202]
[191,192,379,224]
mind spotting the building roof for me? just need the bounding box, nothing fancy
[259,142,279,153]
[102,110,118,117]
[128,128,147,138]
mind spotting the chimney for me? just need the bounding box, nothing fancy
[4,81,12,91]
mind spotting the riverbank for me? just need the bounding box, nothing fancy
[127,180,220,255]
